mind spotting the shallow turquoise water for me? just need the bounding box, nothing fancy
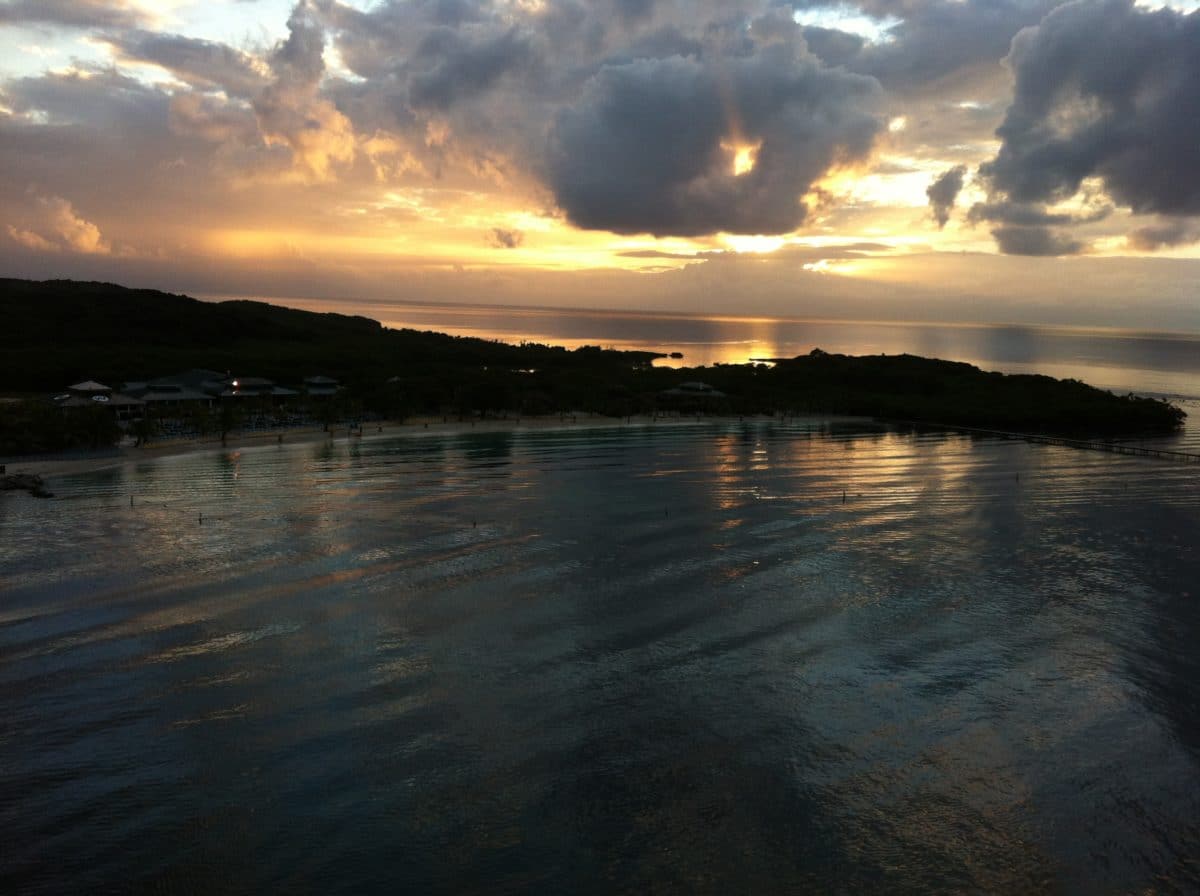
[3,420,1199,893]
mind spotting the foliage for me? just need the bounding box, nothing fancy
[0,279,1185,439]
[0,400,120,454]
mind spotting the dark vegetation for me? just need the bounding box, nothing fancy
[0,278,1184,455]
[0,400,120,455]
[753,350,1185,433]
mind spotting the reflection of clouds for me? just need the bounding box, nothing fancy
[978,324,1043,364]
[6,423,1200,891]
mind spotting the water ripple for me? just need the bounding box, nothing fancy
[2,421,1199,893]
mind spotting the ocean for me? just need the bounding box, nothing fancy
[269,297,1200,400]
[3,312,1200,892]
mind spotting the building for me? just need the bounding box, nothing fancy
[124,370,299,405]
[53,380,144,422]
[216,376,299,403]
[123,371,218,412]
[304,375,341,398]
[656,381,727,414]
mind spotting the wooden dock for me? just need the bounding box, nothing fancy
[894,421,1200,464]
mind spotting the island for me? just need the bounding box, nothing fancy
[0,277,1184,456]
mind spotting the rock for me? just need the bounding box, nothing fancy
[1,473,53,498]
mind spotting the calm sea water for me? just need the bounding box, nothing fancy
[3,418,1200,893]
[266,297,1200,400]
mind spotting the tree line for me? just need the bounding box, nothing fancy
[0,279,1184,456]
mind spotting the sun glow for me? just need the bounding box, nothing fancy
[724,234,787,254]
[722,139,762,177]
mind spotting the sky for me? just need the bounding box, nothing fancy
[1,0,1199,330]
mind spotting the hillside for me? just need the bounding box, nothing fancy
[0,278,656,395]
[0,278,1185,435]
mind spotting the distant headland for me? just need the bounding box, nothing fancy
[0,278,1184,456]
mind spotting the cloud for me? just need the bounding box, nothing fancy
[104,30,268,98]
[168,91,258,143]
[977,0,1200,253]
[547,45,882,236]
[317,0,497,81]
[16,8,357,186]
[968,199,1110,229]
[3,0,1198,303]
[794,1,1061,94]
[0,66,168,131]
[926,164,966,228]
[5,195,110,254]
[0,0,143,29]
[798,25,865,68]
[967,196,1109,256]
[989,225,1082,257]
[5,225,55,251]
[0,65,248,217]
[314,1,888,236]
[487,227,523,248]
[617,241,892,261]
[1127,220,1200,251]
[408,25,538,110]
[252,2,357,181]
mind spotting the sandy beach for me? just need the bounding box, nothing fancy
[1,414,742,481]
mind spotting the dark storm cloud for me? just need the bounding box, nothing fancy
[974,0,1200,254]
[547,45,882,236]
[798,26,864,67]
[408,25,538,109]
[865,1,1059,90]
[990,226,1082,257]
[1127,221,1200,251]
[601,24,703,66]
[967,200,1110,229]
[613,0,655,24]
[964,0,1200,255]
[315,0,492,78]
[926,164,965,228]
[967,197,1109,256]
[792,0,1061,93]
[0,0,143,29]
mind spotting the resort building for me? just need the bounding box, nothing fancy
[124,369,224,406]
[54,380,144,422]
[304,375,341,398]
[656,381,727,414]
[217,376,299,403]
[123,370,300,405]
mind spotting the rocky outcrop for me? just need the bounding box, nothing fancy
[1,473,53,498]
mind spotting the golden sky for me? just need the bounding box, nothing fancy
[1,0,1199,329]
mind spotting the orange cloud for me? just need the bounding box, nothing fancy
[5,195,110,254]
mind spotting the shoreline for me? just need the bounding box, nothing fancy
[2,414,842,481]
